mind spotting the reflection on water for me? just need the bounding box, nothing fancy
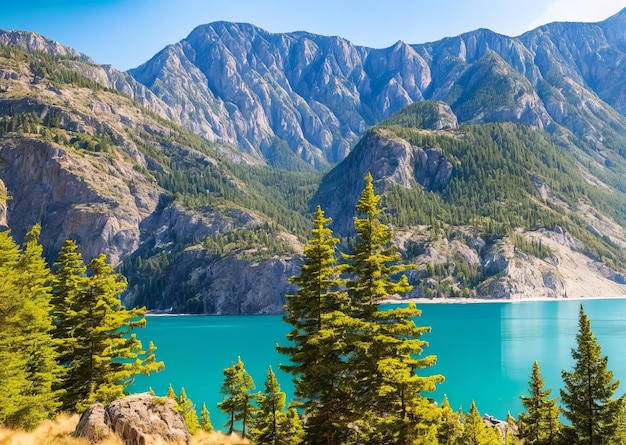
[131,299,626,429]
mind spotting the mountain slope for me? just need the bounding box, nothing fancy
[315,101,626,300]
[4,11,626,312]
[126,9,626,170]
[0,43,320,313]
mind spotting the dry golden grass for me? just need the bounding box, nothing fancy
[0,415,249,445]
[0,414,123,445]
[190,430,250,444]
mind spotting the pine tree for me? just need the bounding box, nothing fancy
[218,356,256,438]
[249,366,291,445]
[176,387,199,434]
[437,395,463,445]
[277,205,350,445]
[200,402,214,433]
[0,228,62,429]
[166,383,177,399]
[459,401,502,445]
[283,403,305,445]
[0,231,31,428]
[518,361,562,445]
[12,226,62,428]
[51,239,91,410]
[505,412,522,445]
[342,173,443,443]
[51,242,164,412]
[560,305,625,445]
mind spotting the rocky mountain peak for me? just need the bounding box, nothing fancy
[124,13,626,170]
[0,29,89,60]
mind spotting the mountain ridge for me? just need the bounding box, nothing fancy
[3,11,626,312]
[121,8,626,169]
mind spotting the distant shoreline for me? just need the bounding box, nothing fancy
[381,295,626,305]
[146,295,626,316]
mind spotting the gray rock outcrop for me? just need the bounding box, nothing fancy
[314,128,454,234]
[74,393,189,444]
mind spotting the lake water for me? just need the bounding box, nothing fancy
[130,298,626,431]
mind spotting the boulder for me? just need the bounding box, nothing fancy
[74,393,189,444]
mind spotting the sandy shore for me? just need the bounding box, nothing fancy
[381,295,626,305]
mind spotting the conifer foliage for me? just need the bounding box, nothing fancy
[249,366,304,445]
[0,227,61,430]
[342,173,443,443]
[51,241,164,412]
[277,205,350,444]
[218,356,256,438]
[280,173,443,444]
[518,361,562,445]
[560,305,625,445]
[0,229,163,429]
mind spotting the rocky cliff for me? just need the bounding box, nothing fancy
[0,45,305,314]
[127,9,626,169]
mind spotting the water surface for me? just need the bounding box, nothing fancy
[130,299,626,430]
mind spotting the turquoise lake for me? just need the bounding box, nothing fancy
[130,299,626,431]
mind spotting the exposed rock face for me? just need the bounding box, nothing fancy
[0,53,299,314]
[74,393,189,444]
[0,30,179,125]
[146,246,302,314]
[127,10,626,168]
[0,137,158,265]
[314,128,454,234]
[394,226,626,302]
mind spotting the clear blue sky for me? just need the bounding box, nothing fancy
[2,0,626,71]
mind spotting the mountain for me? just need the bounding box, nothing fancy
[127,9,626,171]
[0,41,319,313]
[316,101,626,300]
[3,10,626,313]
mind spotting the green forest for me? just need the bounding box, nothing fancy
[2,179,625,445]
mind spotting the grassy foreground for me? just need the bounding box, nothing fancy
[0,414,249,445]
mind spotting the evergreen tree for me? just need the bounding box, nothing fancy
[218,356,256,438]
[200,402,214,433]
[283,403,305,445]
[0,231,31,428]
[51,239,91,410]
[560,305,625,445]
[176,387,199,434]
[518,361,562,445]
[505,412,522,445]
[51,242,164,411]
[459,401,501,445]
[249,366,293,445]
[277,205,351,445]
[0,228,62,429]
[12,226,62,428]
[166,383,177,399]
[341,173,443,443]
[437,395,463,445]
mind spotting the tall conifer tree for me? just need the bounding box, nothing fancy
[249,366,294,445]
[459,401,501,445]
[342,173,443,443]
[560,305,625,445]
[278,205,350,444]
[0,228,62,429]
[218,356,256,438]
[0,231,31,428]
[52,242,164,411]
[518,361,561,445]
[13,226,62,427]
